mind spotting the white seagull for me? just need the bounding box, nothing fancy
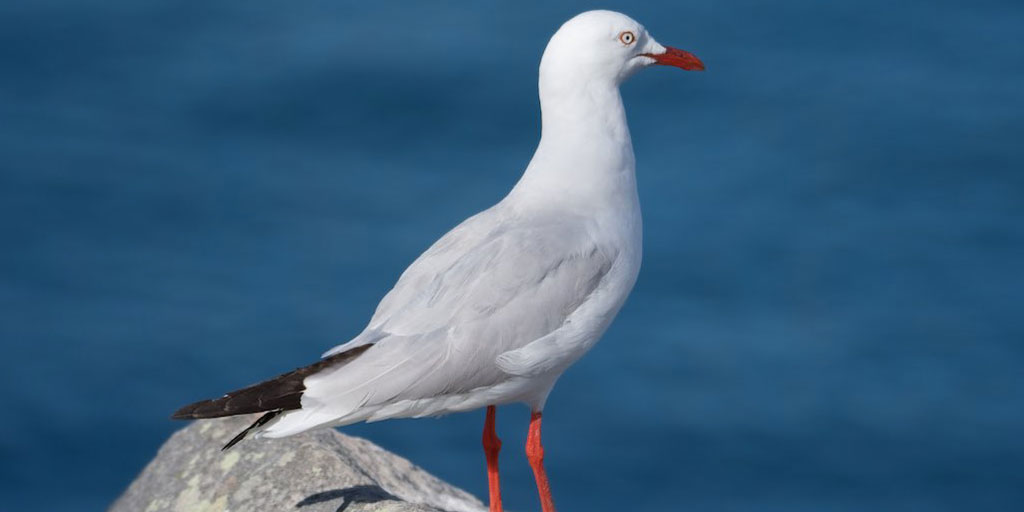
[174,10,703,512]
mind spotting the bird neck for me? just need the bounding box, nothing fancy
[508,80,638,212]
[539,78,630,143]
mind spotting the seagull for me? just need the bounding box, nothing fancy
[173,10,703,512]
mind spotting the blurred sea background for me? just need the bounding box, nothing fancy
[2,1,1022,510]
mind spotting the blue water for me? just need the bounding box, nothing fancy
[2,1,1022,510]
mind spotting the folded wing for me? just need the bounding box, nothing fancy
[268,206,616,435]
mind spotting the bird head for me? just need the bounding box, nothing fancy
[539,10,704,89]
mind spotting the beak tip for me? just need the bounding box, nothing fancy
[649,46,705,72]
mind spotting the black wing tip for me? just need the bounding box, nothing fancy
[171,403,200,420]
[171,404,198,420]
[170,344,374,421]
[221,429,248,451]
[170,396,229,420]
[222,410,283,451]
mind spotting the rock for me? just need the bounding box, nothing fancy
[110,415,485,512]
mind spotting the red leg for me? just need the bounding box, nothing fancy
[526,411,557,512]
[482,405,503,512]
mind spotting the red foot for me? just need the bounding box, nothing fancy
[482,405,503,512]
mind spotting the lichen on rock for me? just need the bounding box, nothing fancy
[110,415,484,512]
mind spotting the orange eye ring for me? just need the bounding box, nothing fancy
[619,31,636,45]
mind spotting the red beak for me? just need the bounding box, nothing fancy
[644,46,705,71]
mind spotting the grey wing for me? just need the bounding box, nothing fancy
[306,206,615,414]
[372,210,614,341]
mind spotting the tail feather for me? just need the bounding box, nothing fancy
[171,344,373,420]
[222,410,282,451]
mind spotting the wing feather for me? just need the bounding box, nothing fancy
[302,205,616,425]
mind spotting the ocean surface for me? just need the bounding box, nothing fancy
[2,1,1022,510]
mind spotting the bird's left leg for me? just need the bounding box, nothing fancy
[482,405,503,512]
[526,411,557,512]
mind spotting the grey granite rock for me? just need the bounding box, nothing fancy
[110,415,485,512]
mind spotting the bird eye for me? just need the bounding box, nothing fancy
[619,31,635,45]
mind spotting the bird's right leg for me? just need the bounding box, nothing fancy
[482,405,503,512]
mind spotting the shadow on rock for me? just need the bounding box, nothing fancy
[296,484,399,511]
